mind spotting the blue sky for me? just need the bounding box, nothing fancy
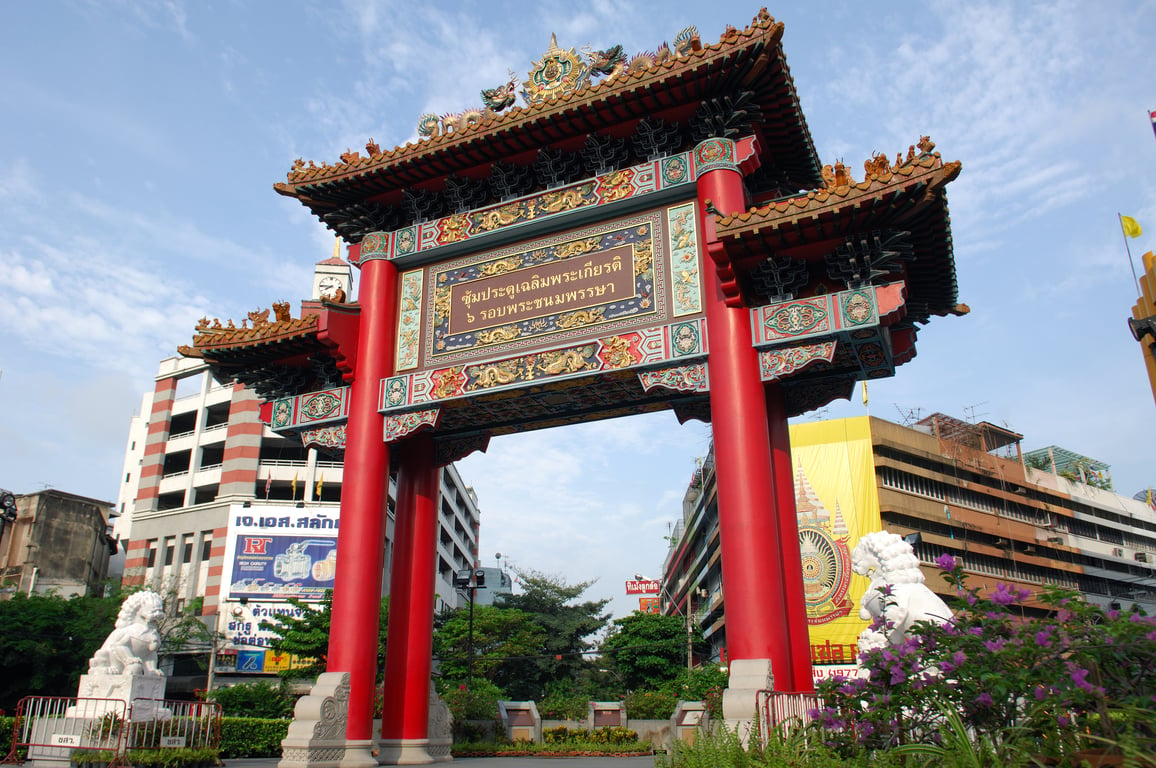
[1,1,1154,618]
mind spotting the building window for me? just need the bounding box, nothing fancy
[164,542,175,566]
[147,541,158,568]
[201,535,213,562]
[182,541,193,564]
[125,473,131,483]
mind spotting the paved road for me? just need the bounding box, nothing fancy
[222,757,658,768]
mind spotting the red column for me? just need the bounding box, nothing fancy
[380,434,439,753]
[695,140,794,691]
[766,385,814,692]
[327,254,398,740]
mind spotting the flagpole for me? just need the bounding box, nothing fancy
[1120,213,1142,298]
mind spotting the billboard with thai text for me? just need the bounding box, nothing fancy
[788,417,882,668]
[222,504,339,602]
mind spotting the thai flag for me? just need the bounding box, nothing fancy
[1151,109,1156,140]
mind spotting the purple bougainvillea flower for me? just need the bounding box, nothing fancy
[890,666,907,685]
[1033,685,1049,701]
[1035,627,1054,647]
[1058,714,1071,727]
[983,638,1006,652]
[966,593,978,606]
[935,552,956,571]
[975,692,994,707]
[1070,667,1094,693]
[951,650,968,667]
[991,583,1016,606]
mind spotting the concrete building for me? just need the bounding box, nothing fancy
[0,489,115,599]
[663,412,1156,672]
[113,257,484,688]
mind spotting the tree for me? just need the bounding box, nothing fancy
[494,570,610,700]
[600,610,689,690]
[0,592,121,709]
[432,605,545,692]
[260,592,389,681]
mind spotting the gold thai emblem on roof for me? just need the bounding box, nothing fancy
[523,34,586,104]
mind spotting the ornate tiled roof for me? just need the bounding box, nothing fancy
[712,142,964,322]
[274,10,821,241]
[180,303,319,355]
[178,302,352,400]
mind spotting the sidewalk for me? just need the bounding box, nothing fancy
[222,757,657,768]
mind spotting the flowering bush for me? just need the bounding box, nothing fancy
[813,555,1156,763]
[537,682,588,721]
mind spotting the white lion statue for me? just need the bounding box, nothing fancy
[852,531,951,653]
[88,591,166,677]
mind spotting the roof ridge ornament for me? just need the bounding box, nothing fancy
[414,24,703,139]
[821,136,940,188]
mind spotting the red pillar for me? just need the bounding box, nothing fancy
[766,385,814,692]
[695,139,795,692]
[379,433,439,762]
[327,254,398,742]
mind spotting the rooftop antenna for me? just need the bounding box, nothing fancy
[962,402,989,423]
[894,404,921,426]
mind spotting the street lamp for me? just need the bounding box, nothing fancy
[635,573,707,671]
[454,568,487,686]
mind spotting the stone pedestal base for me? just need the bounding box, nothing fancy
[426,688,452,763]
[722,658,774,741]
[377,739,432,765]
[69,673,166,719]
[279,672,353,768]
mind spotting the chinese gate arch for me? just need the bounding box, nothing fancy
[184,10,961,765]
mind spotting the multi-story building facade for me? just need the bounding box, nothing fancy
[663,413,1156,674]
[114,257,484,689]
[0,489,115,599]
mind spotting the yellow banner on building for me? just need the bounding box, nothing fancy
[789,417,882,667]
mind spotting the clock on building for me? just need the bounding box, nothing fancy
[318,276,344,300]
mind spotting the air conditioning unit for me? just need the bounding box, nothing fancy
[1136,552,1149,563]
[1112,547,1124,557]
[1047,537,1063,544]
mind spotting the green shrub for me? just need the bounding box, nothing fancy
[588,725,638,744]
[625,689,677,719]
[537,681,587,720]
[438,679,503,721]
[453,739,651,756]
[218,717,289,758]
[542,725,577,743]
[0,715,15,758]
[207,681,295,719]
[69,749,118,766]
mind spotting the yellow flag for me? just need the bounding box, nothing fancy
[1122,215,1143,238]
[315,474,324,498]
[291,472,298,499]
[861,380,869,406]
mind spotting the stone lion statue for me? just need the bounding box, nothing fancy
[852,531,951,653]
[88,591,166,677]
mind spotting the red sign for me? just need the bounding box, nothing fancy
[625,579,660,594]
[639,597,659,614]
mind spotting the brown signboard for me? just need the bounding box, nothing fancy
[424,211,666,366]
[448,245,635,335]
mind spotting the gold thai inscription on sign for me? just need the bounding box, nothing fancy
[447,245,635,335]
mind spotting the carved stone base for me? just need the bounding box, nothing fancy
[722,658,774,743]
[377,739,431,765]
[70,673,166,719]
[426,688,452,763]
[279,672,353,768]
